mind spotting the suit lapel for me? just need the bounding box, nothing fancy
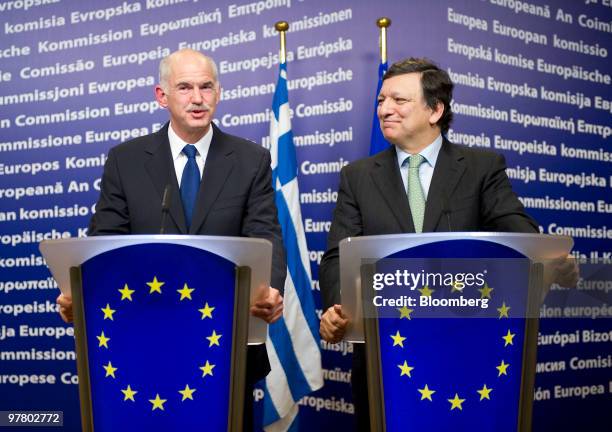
[189,125,235,234]
[144,123,187,233]
[370,147,415,233]
[423,139,466,232]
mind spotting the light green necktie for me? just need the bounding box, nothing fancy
[407,154,426,233]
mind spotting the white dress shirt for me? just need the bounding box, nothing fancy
[168,123,213,186]
[395,134,443,199]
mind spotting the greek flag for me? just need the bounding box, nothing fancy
[263,62,323,431]
[369,60,390,155]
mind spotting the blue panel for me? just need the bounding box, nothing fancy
[379,240,529,430]
[81,243,235,431]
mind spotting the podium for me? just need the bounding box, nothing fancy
[40,235,273,432]
[339,233,572,432]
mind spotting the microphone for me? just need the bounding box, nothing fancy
[441,195,452,232]
[160,185,171,234]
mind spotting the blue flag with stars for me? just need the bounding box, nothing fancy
[374,240,531,431]
[80,243,237,431]
[369,61,390,155]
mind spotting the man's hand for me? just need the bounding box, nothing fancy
[250,287,283,324]
[553,255,579,288]
[56,294,73,323]
[320,304,348,343]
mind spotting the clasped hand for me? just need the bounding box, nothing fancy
[57,286,284,324]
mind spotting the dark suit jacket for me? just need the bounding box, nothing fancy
[89,122,286,382]
[320,138,539,309]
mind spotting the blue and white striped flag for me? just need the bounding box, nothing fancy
[263,62,323,431]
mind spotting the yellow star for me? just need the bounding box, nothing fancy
[118,284,135,301]
[478,283,494,299]
[103,361,117,378]
[147,276,164,294]
[149,393,167,411]
[390,330,406,348]
[398,306,413,320]
[418,285,434,297]
[101,304,116,320]
[177,283,195,300]
[418,384,435,401]
[178,384,197,401]
[496,360,509,376]
[200,360,215,377]
[198,302,215,319]
[448,393,465,411]
[121,385,137,402]
[97,331,110,349]
[397,360,414,377]
[206,330,222,347]
[497,302,510,318]
[477,384,493,401]
[451,281,464,293]
[502,329,516,347]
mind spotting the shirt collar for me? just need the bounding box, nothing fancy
[395,134,443,167]
[168,123,213,161]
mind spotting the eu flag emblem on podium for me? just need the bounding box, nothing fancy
[364,239,536,431]
[74,243,243,431]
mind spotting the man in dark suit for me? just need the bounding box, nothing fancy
[318,58,576,431]
[57,48,285,430]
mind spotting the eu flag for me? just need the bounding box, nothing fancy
[79,243,237,431]
[369,61,390,155]
[373,240,532,431]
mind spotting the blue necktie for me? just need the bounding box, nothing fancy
[180,144,200,229]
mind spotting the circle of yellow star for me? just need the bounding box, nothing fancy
[418,384,435,401]
[177,283,195,301]
[418,285,434,297]
[121,385,137,402]
[398,306,413,320]
[502,329,516,347]
[478,283,494,299]
[103,361,117,378]
[397,360,414,377]
[97,331,110,349]
[200,360,215,377]
[149,393,167,411]
[118,284,135,301]
[390,330,406,348]
[497,302,510,318]
[178,384,197,401]
[101,304,116,320]
[147,276,164,294]
[198,302,215,319]
[448,393,465,411]
[206,330,222,347]
[496,360,510,376]
[477,384,493,401]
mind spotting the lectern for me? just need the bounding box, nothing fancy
[40,235,272,432]
[339,233,572,432]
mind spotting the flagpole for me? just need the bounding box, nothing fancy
[369,17,392,155]
[377,17,391,64]
[275,21,289,63]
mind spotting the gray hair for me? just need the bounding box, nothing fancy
[158,48,219,90]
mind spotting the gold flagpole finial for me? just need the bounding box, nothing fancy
[376,17,391,64]
[275,21,289,64]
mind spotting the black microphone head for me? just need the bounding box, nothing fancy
[440,195,450,213]
[441,195,452,232]
[161,185,171,211]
